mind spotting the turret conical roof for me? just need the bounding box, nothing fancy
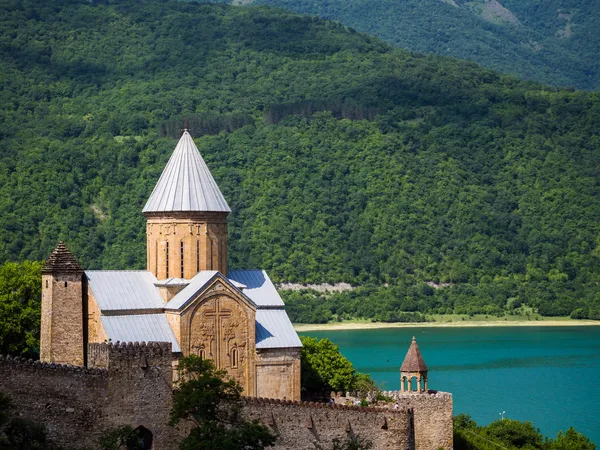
[143,131,231,214]
[400,336,428,372]
[42,241,83,274]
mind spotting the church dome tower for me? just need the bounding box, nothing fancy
[143,131,231,280]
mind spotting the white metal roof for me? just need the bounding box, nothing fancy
[228,270,285,307]
[86,271,164,312]
[100,314,181,352]
[143,131,231,213]
[164,270,219,310]
[256,309,302,349]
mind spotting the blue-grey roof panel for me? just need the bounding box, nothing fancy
[256,309,302,349]
[86,271,164,312]
[228,270,284,307]
[143,131,231,213]
[100,314,181,352]
[164,271,218,310]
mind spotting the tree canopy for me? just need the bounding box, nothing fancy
[170,355,276,450]
[0,0,599,320]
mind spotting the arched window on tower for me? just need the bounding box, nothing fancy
[165,242,169,278]
[180,241,184,278]
[196,239,200,272]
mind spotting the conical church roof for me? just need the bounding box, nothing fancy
[400,336,428,372]
[42,241,83,274]
[143,131,231,213]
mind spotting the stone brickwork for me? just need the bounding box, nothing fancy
[382,391,453,450]
[145,211,228,280]
[0,345,452,450]
[243,397,414,449]
[0,342,177,449]
[40,272,85,365]
[255,348,301,401]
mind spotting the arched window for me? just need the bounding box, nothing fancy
[64,281,67,288]
[196,240,200,272]
[231,347,239,368]
[45,280,48,288]
[180,241,184,278]
[165,242,169,277]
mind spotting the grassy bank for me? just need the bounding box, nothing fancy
[293,315,600,332]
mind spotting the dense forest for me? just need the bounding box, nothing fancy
[205,0,600,90]
[1,0,600,323]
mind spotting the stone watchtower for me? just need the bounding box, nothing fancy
[400,336,428,393]
[143,130,231,287]
[40,241,85,365]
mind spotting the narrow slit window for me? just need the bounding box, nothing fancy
[231,347,238,368]
[155,241,158,274]
[180,241,184,278]
[196,240,200,272]
[166,242,169,278]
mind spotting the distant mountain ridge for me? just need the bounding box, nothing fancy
[202,0,600,90]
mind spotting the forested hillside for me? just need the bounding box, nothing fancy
[1,0,599,320]
[208,0,600,90]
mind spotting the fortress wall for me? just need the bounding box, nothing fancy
[0,355,109,447]
[243,397,415,450]
[384,391,453,450]
[0,343,179,450]
[0,346,449,450]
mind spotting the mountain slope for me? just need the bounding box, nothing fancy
[0,0,599,318]
[210,0,600,90]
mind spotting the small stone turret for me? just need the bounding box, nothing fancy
[40,241,85,366]
[400,336,428,393]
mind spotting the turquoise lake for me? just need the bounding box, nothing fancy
[298,326,600,444]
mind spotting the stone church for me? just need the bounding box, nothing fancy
[40,131,302,401]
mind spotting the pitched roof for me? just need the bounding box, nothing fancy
[400,336,428,372]
[164,270,220,310]
[100,314,181,352]
[143,131,231,213]
[86,271,164,312]
[42,241,83,274]
[256,309,302,349]
[229,270,285,307]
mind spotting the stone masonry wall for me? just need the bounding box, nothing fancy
[243,397,415,450]
[383,391,453,450]
[0,342,178,449]
[0,346,451,450]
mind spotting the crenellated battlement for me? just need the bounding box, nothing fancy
[0,354,106,377]
[88,341,173,371]
[242,396,411,414]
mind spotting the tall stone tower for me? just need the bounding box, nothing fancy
[40,241,85,365]
[143,131,231,281]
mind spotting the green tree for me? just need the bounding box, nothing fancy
[170,356,276,450]
[98,426,144,450]
[551,427,595,450]
[485,419,546,449]
[300,336,357,394]
[0,261,42,357]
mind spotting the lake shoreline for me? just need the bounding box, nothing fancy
[294,319,600,332]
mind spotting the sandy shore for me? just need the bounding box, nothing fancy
[294,320,600,332]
